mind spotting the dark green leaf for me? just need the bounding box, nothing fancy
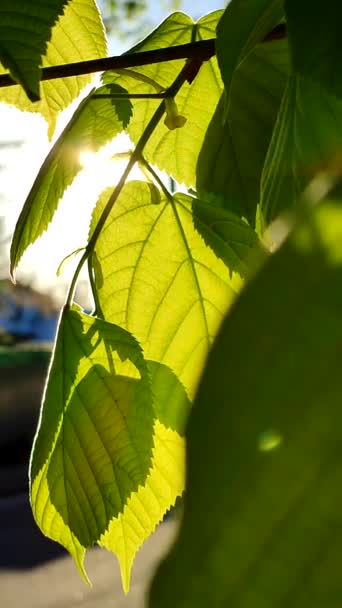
[216,0,283,112]
[197,38,289,225]
[285,0,342,99]
[261,75,342,226]
[149,199,342,608]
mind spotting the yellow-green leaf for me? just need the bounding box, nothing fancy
[30,306,154,583]
[0,0,107,137]
[91,181,243,401]
[0,0,71,101]
[103,11,223,188]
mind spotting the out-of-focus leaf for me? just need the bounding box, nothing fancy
[285,0,342,99]
[103,11,223,189]
[0,0,107,136]
[30,306,154,583]
[10,84,132,277]
[0,0,70,101]
[149,199,342,608]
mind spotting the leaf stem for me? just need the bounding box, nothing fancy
[92,93,169,99]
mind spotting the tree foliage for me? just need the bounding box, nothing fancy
[2,0,342,603]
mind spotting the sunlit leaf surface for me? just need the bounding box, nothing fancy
[0,0,107,135]
[91,181,254,401]
[30,306,154,582]
[0,0,70,100]
[103,11,223,189]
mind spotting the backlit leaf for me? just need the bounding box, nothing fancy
[10,84,132,277]
[90,181,245,401]
[0,0,70,101]
[30,306,154,582]
[0,0,107,136]
[149,199,342,608]
[101,420,185,592]
[103,11,223,189]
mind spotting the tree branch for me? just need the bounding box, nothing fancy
[0,40,216,90]
[0,24,287,91]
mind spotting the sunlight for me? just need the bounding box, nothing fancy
[9,133,146,297]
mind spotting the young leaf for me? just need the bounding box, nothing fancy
[0,0,70,101]
[196,37,289,225]
[285,0,342,99]
[260,75,342,226]
[0,0,107,137]
[103,11,223,189]
[90,181,243,403]
[216,0,283,112]
[149,199,342,608]
[30,306,154,583]
[10,84,132,277]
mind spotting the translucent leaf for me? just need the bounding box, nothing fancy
[0,0,107,136]
[216,0,283,112]
[100,420,185,592]
[0,0,70,101]
[285,0,342,99]
[10,84,132,277]
[196,38,289,225]
[260,75,342,226]
[30,306,154,583]
[90,181,246,402]
[149,199,342,608]
[103,11,223,189]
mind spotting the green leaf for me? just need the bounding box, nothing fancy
[0,0,107,136]
[0,0,70,101]
[10,84,132,277]
[91,181,244,402]
[103,11,223,189]
[149,199,342,608]
[260,75,342,226]
[285,0,342,99]
[216,0,283,112]
[30,306,154,583]
[196,38,289,225]
[100,419,185,592]
[191,194,263,277]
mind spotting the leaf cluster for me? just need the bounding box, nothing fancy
[2,0,342,604]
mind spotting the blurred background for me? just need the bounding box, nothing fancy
[0,1,222,606]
